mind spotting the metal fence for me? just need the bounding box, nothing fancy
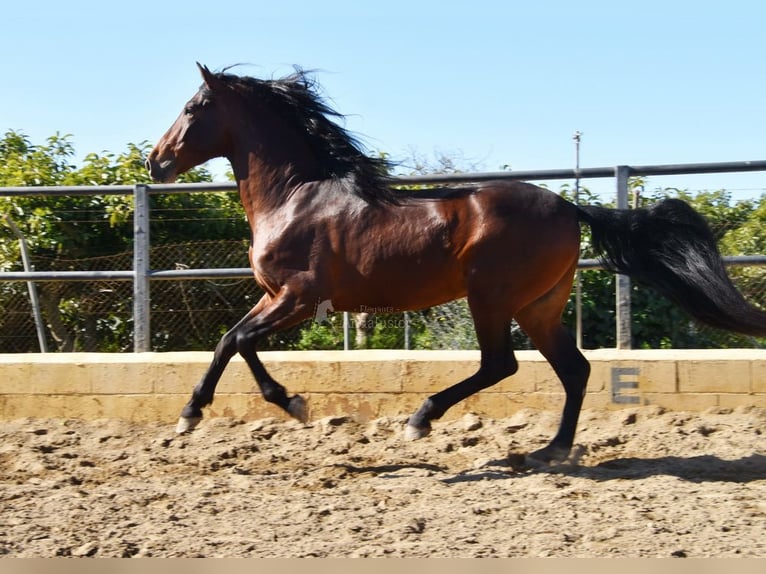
[2,159,765,353]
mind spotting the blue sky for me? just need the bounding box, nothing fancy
[2,0,764,200]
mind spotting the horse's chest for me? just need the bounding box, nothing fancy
[250,223,315,281]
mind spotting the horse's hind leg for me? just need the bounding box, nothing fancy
[406,297,517,439]
[515,270,591,463]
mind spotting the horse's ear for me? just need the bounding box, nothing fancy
[196,62,221,91]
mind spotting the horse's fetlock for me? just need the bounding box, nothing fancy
[261,384,287,405]
[180,404,204,419]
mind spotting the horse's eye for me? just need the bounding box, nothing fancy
[185,100,211,116]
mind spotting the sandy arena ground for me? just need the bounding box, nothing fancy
[1,405,764,557]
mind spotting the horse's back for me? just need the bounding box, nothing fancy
[476,180,577,221]
[402,180,577,224]
[450,180,581,306]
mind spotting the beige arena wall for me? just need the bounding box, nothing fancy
[1,349,765,423]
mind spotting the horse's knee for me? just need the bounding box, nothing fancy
[205,328,238,362]
[234,329,257,356]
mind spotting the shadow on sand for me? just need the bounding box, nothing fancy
[441,453,766,485]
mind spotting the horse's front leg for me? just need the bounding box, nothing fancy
[176,295,271,432]
[176,288,312,433]
[234,286,315,421]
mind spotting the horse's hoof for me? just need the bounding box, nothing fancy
[506,452,528,471]
[287,395,309,423]
[525,444,571,466]
[404,424,430,441]
[176,416,202,434]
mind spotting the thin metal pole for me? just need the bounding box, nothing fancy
[404,311,410,350]
[614,166,632,350]
[343,312,350,350]
[573,131,583,349]
[3,215,48,352]
[133,184,151,352]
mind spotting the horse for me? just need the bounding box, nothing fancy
[146,63,766,464]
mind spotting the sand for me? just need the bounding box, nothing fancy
[1,405,764,557]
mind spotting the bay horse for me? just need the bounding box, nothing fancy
[147,63,766,464]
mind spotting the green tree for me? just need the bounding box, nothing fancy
[0,131,249,352]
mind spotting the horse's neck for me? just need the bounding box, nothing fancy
[230,153,307,211]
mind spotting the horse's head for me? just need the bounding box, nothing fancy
[146,63,232,183]
[147,63,395,202]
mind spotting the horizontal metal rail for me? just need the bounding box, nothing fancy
[576,255,766,270]
[2,159,766,197]
[0,269,253,282]
[2,256,765,282]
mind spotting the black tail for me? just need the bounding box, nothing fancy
[577,198,766,337]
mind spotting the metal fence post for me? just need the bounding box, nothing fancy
[3,215,48,352]
[133,184,151,352]
[343,312,350,350]
[615,166,632,349]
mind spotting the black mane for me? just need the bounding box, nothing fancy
[210,68,398,204]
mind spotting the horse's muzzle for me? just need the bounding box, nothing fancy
[145,155,177,183]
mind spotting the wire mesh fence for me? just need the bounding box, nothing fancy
[2,256,765,353]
